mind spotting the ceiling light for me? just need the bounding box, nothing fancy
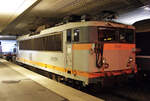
[0,35,16,39]
[0,0,38,32]
[143,6,150,11]
[114,6,150,25]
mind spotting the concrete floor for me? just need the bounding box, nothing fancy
[0,59,103,101]
[0,62,67,101]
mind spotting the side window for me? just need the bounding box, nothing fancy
[74,29,80,42]
[19,32,62,51]
[67,29,72,43]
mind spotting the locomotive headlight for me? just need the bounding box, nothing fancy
[127,57,133,67]
[103,58,109,68]
[102,58,106,64]
[128,57,133,62]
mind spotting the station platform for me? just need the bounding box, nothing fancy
[0,59,104,101]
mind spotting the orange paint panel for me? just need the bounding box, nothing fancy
[72,44,92,50]
[104,43,135,50]
[88,73,105,78]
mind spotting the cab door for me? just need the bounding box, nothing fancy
[66,29,73,73]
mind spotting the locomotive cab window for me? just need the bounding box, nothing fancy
[73,29,80,42]
[98,27,118,42]
[119,29,134,43]
[98,27,134,43]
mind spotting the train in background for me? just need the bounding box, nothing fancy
[16,21,137,86]
[0,40,17,61]
[136,32,150,77]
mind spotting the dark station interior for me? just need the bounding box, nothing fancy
[0,0,150,101]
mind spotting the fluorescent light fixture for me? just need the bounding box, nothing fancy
[0,0,37,15]
[0,35,16,38]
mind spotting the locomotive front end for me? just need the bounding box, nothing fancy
[87,26,137,85]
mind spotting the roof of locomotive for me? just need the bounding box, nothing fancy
[17,21,135,41]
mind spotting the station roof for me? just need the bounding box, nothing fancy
[0,0,149,36]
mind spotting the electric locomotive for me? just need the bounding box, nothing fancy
[16,21,137,86]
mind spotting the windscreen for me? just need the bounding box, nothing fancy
[98,27,134,43]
